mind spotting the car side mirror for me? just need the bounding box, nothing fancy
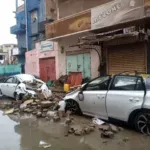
[78,91,84,101]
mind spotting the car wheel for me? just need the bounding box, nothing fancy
[0,89,3,97]
[65,100,81,114]
[15,94,21,101]
[134,111,150,135]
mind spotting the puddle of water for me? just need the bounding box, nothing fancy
[0,110,150,150]
[0,111,20,150]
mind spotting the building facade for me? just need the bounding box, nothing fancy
[10,0,52,56]
[45,0,150,79]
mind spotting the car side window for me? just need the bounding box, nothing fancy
[6,78,14,83]
[111,76,144,91]
[12,77,19,84]
[85,76,110,91]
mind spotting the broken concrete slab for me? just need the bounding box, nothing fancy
[36,112,42,118]
[4,108,14,115]
[23,99,34,105]
[99,124,110,131]
[109,124,119,133]
[41,101,53,108]
[101,131,114,139]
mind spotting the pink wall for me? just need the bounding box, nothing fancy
[25,42,58,78]
[25,49,39,76]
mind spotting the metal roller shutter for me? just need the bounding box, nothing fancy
[107,43,146,75]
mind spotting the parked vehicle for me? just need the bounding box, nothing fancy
[0,74,45,100]
[64,74,150,135]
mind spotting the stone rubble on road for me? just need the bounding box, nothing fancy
[0,91,124,140]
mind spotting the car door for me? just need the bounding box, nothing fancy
[1,77,14,96]
[78,76,111,119]
[2,77,18,97]
[106,75,145,122]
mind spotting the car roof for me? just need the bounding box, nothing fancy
[14,74,35,82]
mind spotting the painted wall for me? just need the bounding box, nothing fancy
[57,32,99,79]
[25,41,57,77]
[16,10,26,24]
[26,0,46,50]
[17,33,26,48]
[0,64,22,76]
[25,48,39,76]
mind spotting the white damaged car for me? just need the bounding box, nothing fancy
[0,74,49,100]
[64,74,150,135]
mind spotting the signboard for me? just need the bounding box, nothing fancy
[12,48,20,56]
[46,11,91,39]
[91,0,144,30]
[40,41,54,52]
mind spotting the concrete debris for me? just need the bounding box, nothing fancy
[23,99,34,105]
[4,108,14,115]
[123,137,129,142]
[41,101,53,108]
[24,108,33,113]
[53,116,60,122]
[20,103,27,111]
[99,123,124,139]
[101,131,114,139]
[39,141,51,148]
[99,124,110,131]
[109,124,119,133]
[47,111,57,118]
[36,112,42,118]
[118,127,124,131]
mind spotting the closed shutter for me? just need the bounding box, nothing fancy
[107,43,146,75]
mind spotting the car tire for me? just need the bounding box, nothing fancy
[65,100,82,115]
[134,111,150,136]
[15,93,21,101]
[0,89,3,97]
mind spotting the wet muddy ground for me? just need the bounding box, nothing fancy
[0,98,150,150]
[0,110,150,150]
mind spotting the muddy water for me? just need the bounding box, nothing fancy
[0,111,150,150]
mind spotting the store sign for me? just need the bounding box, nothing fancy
[91,0,144,30]
[40,41,54,52]
[12,48,20,56]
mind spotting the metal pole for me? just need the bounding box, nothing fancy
[25,0,28,51]
[16,0,18,12]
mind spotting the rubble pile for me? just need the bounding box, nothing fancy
[2,92,66,120]
[99,123,124,139]
[71,123,96,136]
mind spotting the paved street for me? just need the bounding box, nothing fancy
[0,104,150,150]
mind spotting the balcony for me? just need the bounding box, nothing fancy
[45,10,91,39]
[10,23,26,35]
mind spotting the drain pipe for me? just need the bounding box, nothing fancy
[25,0,28,51]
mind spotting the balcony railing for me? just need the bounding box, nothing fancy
[10,23,26,35]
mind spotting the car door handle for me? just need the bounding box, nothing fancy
[97,95,105,99]
[129,98,134,102]
[129,98,140,102]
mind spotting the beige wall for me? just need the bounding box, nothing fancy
[56,32,100,79]
[58,0,112,18]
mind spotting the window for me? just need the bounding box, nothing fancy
[31,11,38,23]
[85,76,110,91]
[111,76,144,91]
[12,78,19,84]
[6,78,14,83]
